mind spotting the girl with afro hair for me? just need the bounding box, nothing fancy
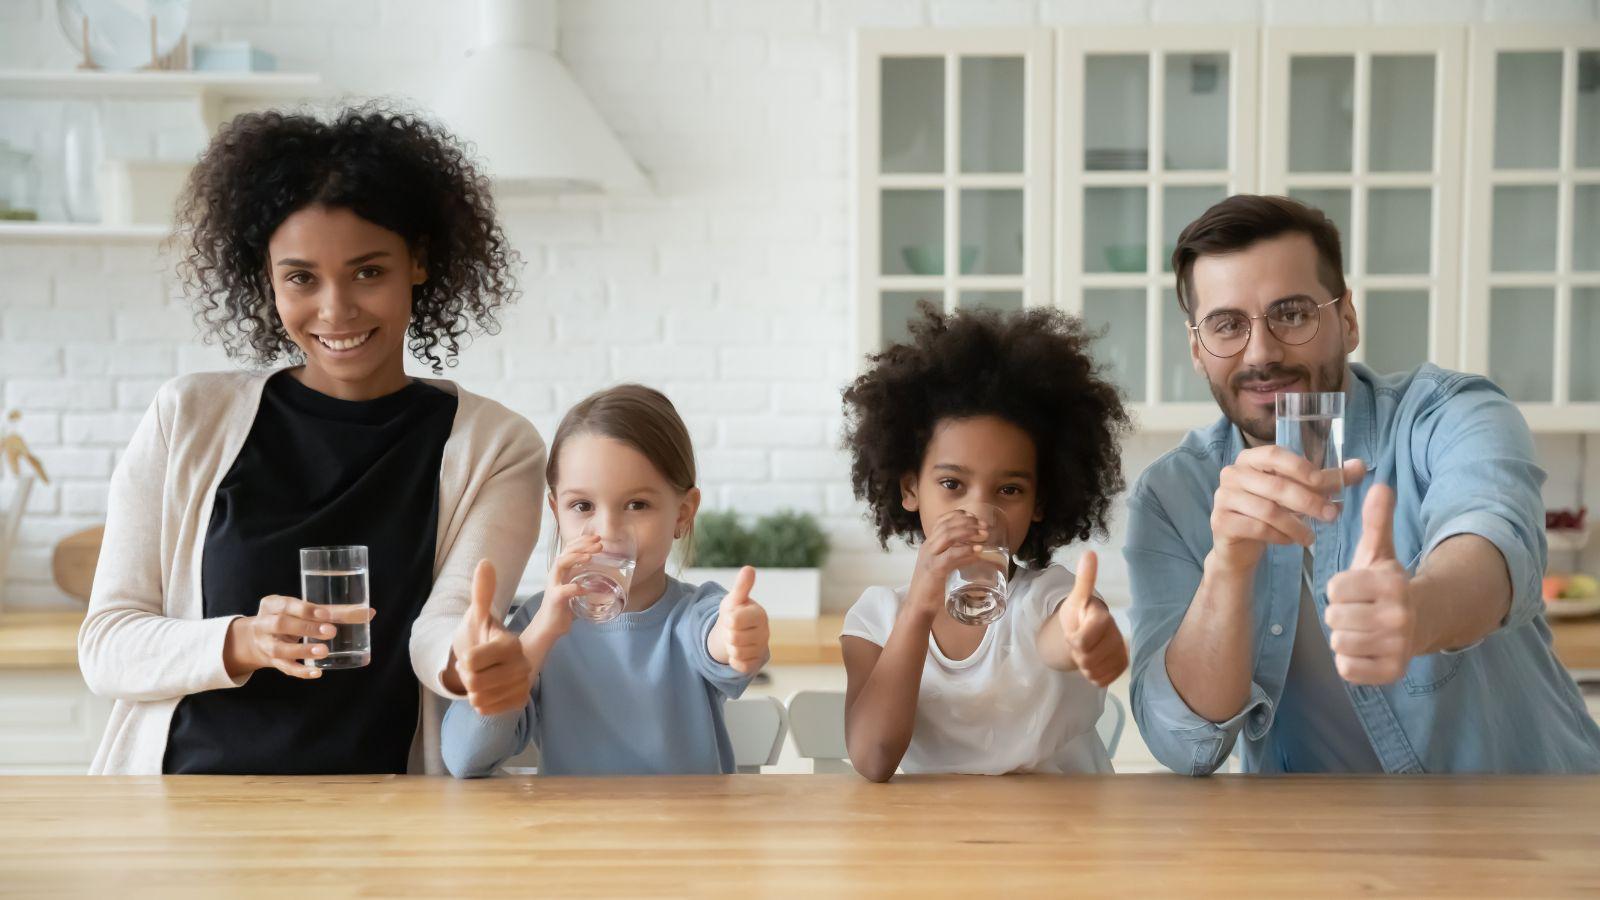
[839,303,1132,781]
[79,105,547,776]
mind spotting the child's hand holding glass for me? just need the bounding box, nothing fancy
[906,508,992,619]
[529,533,602,637]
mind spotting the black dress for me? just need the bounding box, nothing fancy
[163,372,458,775]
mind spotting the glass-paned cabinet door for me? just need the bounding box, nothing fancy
[1263,28,1466,380]
[858,30,1053,359]
[1058,28,1258,428]
[1464,26,1600,430]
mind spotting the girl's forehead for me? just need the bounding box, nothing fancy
[922,415,1038,473]
[558,434,669,484]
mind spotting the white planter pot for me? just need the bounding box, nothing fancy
[680,566,820,620]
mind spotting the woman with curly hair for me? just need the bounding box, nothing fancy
[78,105,545,775]
[839,303,1132,781]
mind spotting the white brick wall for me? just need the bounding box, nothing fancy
[3,0,1599,614]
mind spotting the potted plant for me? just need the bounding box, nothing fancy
[680,509,829,619]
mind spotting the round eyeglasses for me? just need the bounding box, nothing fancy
[1187,295,1342,359]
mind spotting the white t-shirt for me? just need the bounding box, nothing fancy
[841,564,1113,775]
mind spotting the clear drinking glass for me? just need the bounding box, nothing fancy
[944,503,1011,626]
[1275,392,1348,530]
[299,545,371,670]
[567,526,637,623]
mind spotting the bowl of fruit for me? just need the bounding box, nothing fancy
[1544,572,1600,619]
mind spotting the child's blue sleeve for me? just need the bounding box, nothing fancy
[439,596,545,778]
[440,697,537,778]
[674,581,755,700]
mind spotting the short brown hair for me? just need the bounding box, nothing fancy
[546,384,697,494]
[1171,194,1347,320]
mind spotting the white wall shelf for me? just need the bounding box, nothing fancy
[0,69,320,100]
[0,69,323,131]
[0,222,167,241]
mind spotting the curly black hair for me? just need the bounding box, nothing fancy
[173,103,519,373]
[841,303,1130,568]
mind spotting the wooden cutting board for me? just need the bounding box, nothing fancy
[51,525,101,604]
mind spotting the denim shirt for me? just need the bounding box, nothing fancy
[1125,363,1600,775]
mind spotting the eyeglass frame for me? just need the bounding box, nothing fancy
[1185,295,1344,359]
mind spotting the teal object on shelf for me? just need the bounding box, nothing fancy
[192,41,277,72]
[901,244,980,275]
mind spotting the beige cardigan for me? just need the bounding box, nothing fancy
[78,369,545,775]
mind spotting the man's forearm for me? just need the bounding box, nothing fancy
[1165,551,1258,723]
[1409,534,1513,655]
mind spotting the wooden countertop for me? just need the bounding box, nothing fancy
[1551,615,1600,672]
[769,613,843,665]
[0,774,1596,896]
[0,610,83,669]
[4,608,1596,673]
[0,611,845,670]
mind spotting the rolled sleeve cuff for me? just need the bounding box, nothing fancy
[431,644,467,701]
[1140,641,1273,775]
[202,615,251,692]
[1426,509,1540,632]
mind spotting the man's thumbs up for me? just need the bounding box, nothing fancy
[709,566,769,675]
[1352,483,1398,568]
[449,559,535,715]
[1055,551,1127,688]
[1326,483,1416,686]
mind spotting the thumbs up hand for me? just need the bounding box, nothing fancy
[449,559,535,716]
[707,566,770,675]
[1054,551,1128,688]
[1325,484,1415,685]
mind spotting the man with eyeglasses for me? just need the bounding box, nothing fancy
[1124,194,1600,775]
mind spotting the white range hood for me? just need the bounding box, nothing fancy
[435,0,648,195]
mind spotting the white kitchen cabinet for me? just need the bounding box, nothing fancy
[855,29,1054,361]
[1261,27,1466,377]
[0,669,109,774]
[1057,26,1258,432]
[856,24,1600,433]
[1463,27,1600,430]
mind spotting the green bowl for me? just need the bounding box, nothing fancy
[902,244,980,275]
[1103,243,1147,272]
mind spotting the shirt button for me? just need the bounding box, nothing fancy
[1270,624,1284,636]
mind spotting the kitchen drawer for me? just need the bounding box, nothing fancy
[0,669,110,774]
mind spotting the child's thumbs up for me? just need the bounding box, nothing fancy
[1056,551,1127,688]
[720,565,756,612]
[465,559,499,638]
[448,559,533,716]
[711,566,769,675]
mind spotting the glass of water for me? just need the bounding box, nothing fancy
[299,545,371,670]
[944,503,1012,626]
[567,526,637,623]
[1275,391,1348,527]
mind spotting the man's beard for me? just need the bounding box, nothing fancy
[1208,356,1348,445]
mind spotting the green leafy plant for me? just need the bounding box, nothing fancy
[689,509,829,569]
[746,510,830,568]
[690,509,751,568]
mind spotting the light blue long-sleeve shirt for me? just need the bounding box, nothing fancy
[441,577,753,777]
[1125,363,1600,775]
